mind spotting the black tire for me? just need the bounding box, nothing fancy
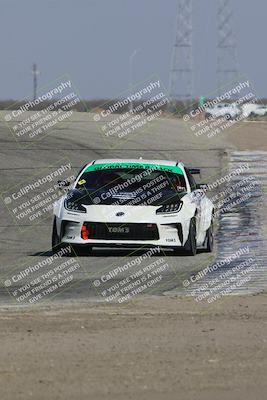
[205,220,214,253]
[52,217,61,254]
[52,218,92,256]
[225,113,232,120]
[183,218,197,256]
[52,217,71,255]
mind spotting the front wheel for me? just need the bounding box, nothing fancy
[52,217,62,253]
[51,217,71,255]
[183,218,197,256]
[52,219,93,256]
[204,220,214,253]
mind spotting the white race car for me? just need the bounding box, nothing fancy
[52,159,215,256]
[242,103,267,118]
[205,102,241,120]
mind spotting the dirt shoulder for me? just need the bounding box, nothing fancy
[226,121,267,151]
[1,295,267,400]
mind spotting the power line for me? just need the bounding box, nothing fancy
[169,0,193,103]
[216,0,238,96]
[31,63,40,101]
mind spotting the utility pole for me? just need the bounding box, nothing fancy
[32,63,40,101]
[129,49,140,112]
[169,0,193,105]
[217,0,238,96]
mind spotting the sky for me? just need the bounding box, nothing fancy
[0,0,266,100]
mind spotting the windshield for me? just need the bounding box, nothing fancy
[75,168,187,206]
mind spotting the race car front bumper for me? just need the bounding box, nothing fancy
[59,219,190,248]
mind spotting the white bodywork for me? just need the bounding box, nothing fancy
[205,103,241,119]
[53,159,214,250]
[242,103,267,117]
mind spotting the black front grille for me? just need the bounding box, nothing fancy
[83,222,159,241]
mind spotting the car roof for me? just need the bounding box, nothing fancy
[91,159,185,168]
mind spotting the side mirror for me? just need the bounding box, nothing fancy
[195,183,208,191]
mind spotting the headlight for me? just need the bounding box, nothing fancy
[64,199,86,213]
[156,202,183,214]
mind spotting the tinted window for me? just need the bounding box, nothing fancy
[74,168,188,206]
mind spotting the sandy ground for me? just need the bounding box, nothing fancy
[0,114,267,399]
[1,295,267,400]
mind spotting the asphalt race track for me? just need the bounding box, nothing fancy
[1,112,265,307]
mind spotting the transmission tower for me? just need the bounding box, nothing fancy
[31,63,40,101]
[217,0,238,96]
[169,0,193,104]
